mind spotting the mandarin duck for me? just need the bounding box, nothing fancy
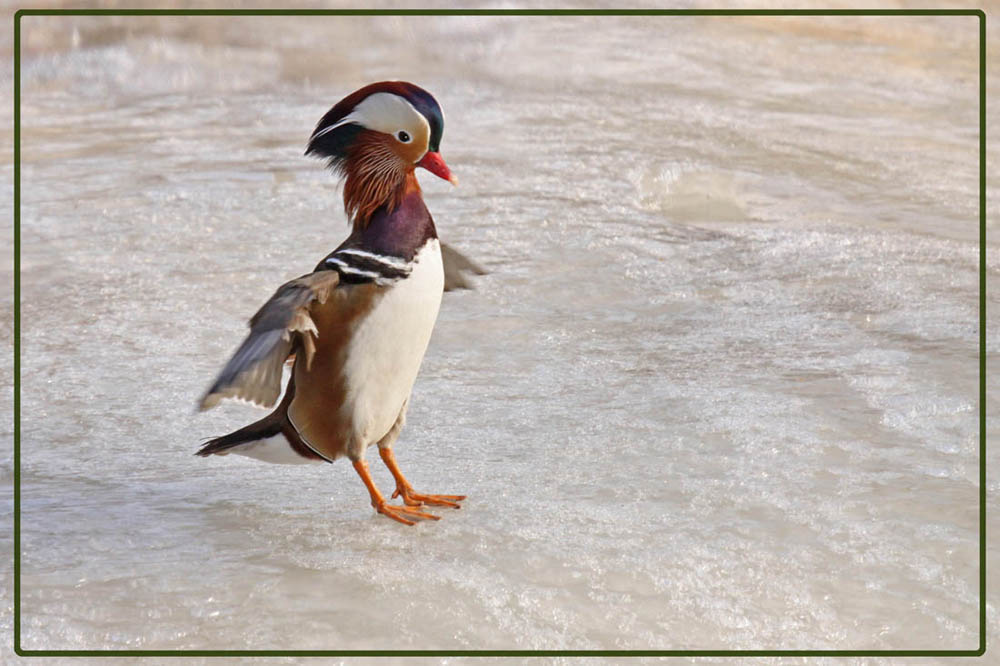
[197,81,466,525]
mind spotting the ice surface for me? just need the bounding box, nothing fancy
[5,8,998,661]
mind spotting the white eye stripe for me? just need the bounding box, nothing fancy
[319,92,429,143]
[311,122,346,141]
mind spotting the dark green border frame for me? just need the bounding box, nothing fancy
[11,7,986,659]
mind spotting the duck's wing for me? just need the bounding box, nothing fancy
[198,270,341,411]
[440,242,486,292]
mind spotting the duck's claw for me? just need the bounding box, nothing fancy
[376,500,441,525]
[392,488,466,508]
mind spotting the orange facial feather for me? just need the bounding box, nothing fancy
[341,131,416,227]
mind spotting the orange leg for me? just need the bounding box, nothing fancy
[378,447,466,509]
[351,460,440,525]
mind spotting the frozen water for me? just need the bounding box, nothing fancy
[5,7,999,661]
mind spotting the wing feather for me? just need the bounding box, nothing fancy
[441,242,486,292]
[198,270,340,411]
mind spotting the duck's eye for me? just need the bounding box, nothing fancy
[396,130,411,143]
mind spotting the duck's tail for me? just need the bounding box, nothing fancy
[196,418,282,457]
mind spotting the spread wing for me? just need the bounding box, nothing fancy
[198,270,341,411]
[441,242,486,292]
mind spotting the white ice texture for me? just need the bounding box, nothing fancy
[8,12,997,657]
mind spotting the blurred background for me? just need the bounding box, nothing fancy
[3,1,999,660]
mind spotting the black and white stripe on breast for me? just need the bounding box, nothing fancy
[323,248,413,286]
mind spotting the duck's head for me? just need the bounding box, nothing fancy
[306,81,455,225]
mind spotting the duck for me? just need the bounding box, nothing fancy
[196,81,465,525]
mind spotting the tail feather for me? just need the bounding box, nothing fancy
[196,371,326,464]
[196,419,282,457]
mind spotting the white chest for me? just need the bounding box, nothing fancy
[340,239,444,447]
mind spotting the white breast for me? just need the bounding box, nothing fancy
[339,239,444,454]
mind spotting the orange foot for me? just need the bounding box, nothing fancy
[392,486,466,509]
[353,459,442,526]
[375,500,441,526]
[378,447,466,510]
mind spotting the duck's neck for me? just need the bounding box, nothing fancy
[349,172,437,260]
